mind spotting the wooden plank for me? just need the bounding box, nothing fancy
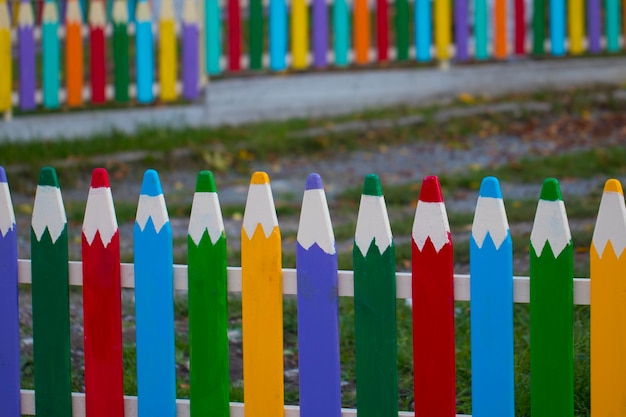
[187,171,230,417]
[353,174,398,417]
[16,261,592,304]
[66,0,83,106]
[353,0,369,64]
[474,0,487,59]
[159,0,177,102]
[31,167,73,417]
[241,172,284,416]
[549,0,565,55]
[136,0,154,103]
[312,0,328,67]
[530,178,574,416]
[412,176,455,417]
[493,0,506,59]
[587,0,601,53]
[532,0,545,55]
[415,0,430,61]
[568,0,583,54]
[291,0,308,69]
[434,0,450,60]
[19,390,473,417]
[0,167,20,417]
[376,0,388,62]
[269,0,287,70]
[42,0,60,108]
[227,0,241,71]
[18,0,36,110]
[89,0,107,103]
[470,177,514,417]
[82,168,124,417]
[514,0,525,54]
[112,0,129,102]
[453,0,468,61]
[248,0,263,69]
[333,0,349,66]
[591,179,626,414]
[206,0,221,73]
[606,0,620,52]
[0,0,12,113]
[296,174,341,417]
[134,170,176,417]
[182,0,199,100]
[395,0,409,60]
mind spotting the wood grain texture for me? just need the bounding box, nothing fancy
[134,169,176,417]
[82,168,124,417]
[353,174,398,417]
[0,167,20,417]
[296,174,341,417]
[591,179,626,415]
[241,172,284,417]
[529,178,573,417]
[470,177,514,417]
[187,171,230,417]
[31,167,73,417]
[412,176,455,417]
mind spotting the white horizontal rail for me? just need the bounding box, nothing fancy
[19,390,471,417]
[16,259,591,305]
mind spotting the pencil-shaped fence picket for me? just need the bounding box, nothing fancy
[0,165,622,416]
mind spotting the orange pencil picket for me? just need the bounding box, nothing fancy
[494,0,507,58]
[66,0,83,106]
[353,0,369,64]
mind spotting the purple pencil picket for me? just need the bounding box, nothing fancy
[0,167,20,417]
[182,0,199,100]
[18,0,36,110]
[296,173,341,417]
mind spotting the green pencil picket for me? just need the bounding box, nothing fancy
[31,167,73,417]
[530,178,574,416]
[249,0,263,69]
[395,0,409,60]
[187,171,230,417]
[112,0,129,102]
[353,174,398,417]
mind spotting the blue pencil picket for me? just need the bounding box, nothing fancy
[134,169,176,417]
[42,0,60,109]
[470,177,514,417]
[269,0,286,70]
[296,173,342,417]
[136,0,154,103]
[0,167,20,417]
[415,0,431,61]
[550,0,565,55]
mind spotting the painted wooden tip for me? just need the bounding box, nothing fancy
[38,167,60,187]
[195,171,216,192]
[305,173,323,190]
[91,168,110,188]
[0,166,6,183]
[604,179,623,195]
[478,176,502,198]
[539,178,562,201]
[362,174,382,196]
[250,171,270,185]
[140,169,163,196]
[419,175,443,202]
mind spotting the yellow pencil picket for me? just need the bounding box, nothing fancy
[569,0,583,54]
[435,0,450,60]
[159,0,177,101]
[0,0,11,112]
[291,0,308,69]
[591,179,626,415]
[241,172,284,417]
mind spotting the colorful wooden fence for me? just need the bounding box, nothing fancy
[0,166,624,416]
[2,0,625,114]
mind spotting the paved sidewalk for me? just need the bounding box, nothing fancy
[2,56,626,141]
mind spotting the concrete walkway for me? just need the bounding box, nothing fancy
[2,56,626,141]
